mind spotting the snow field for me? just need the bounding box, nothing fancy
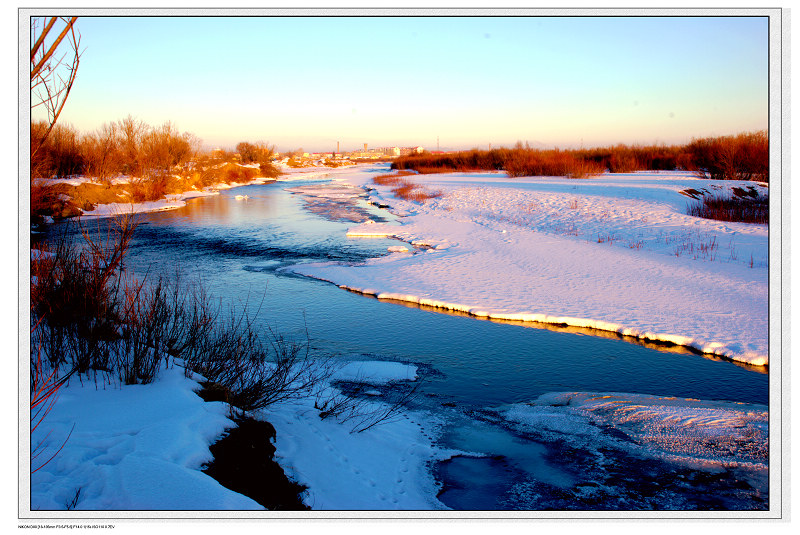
[267,400,447,510]
[288,170,769,366]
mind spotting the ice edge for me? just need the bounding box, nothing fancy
[322,280,767,367]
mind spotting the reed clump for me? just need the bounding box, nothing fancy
[686,190,768,224]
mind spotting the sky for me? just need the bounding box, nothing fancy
[29,14,769,153]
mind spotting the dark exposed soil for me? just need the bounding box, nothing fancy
[198,383,309,510]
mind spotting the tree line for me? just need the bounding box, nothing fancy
[391,131,769,182]
[31,116,199,181]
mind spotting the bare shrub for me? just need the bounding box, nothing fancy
[391,133,766,180]
[373,171,416,186]
[392,182,442,202]
[505,148,604,178]
[127,175,176,202]
[313,375,421,433]
[181,301,328,413]
[392,146,604,178]
[685,131,768,182]
[31,122,85,179]
[113,273,173,384]
[137,121,195,180]
[236,141,278,174]
[577,144,680,173]
[30,183,63,224]
[80,122,120,181]
[31,213,332,407]
[31,215,138,378]
[221,163,260,184]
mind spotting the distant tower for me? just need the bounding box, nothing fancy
[364,143,368,152]
[337,141,340,153]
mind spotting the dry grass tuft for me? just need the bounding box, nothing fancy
[372,170,416,186]
[687,193,768,224]
[372,172,442,203]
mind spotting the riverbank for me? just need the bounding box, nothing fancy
[28,360,448,511]
[29,160,363,224]
[287,170,769,366]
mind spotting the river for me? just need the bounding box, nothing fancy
[36,166,770,510]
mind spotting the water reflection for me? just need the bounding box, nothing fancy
[158,187,281,226]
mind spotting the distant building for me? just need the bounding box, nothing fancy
[398,146,424,156]
[345,144,424,159]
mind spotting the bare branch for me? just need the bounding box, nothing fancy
[30,16,81,160]
[30,17,57,63]
[30,17,78,80]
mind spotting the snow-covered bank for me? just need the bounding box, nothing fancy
[286,171,769,366]
[77,161,382,217]
[29,360,449,511]
[266,360,449,510]
[30,366,262,510]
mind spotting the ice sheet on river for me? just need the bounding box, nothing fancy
[503,392,768,469]
[285,182,390,224]
[435,391,770,510]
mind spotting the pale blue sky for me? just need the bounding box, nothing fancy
[37,15,769,152]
